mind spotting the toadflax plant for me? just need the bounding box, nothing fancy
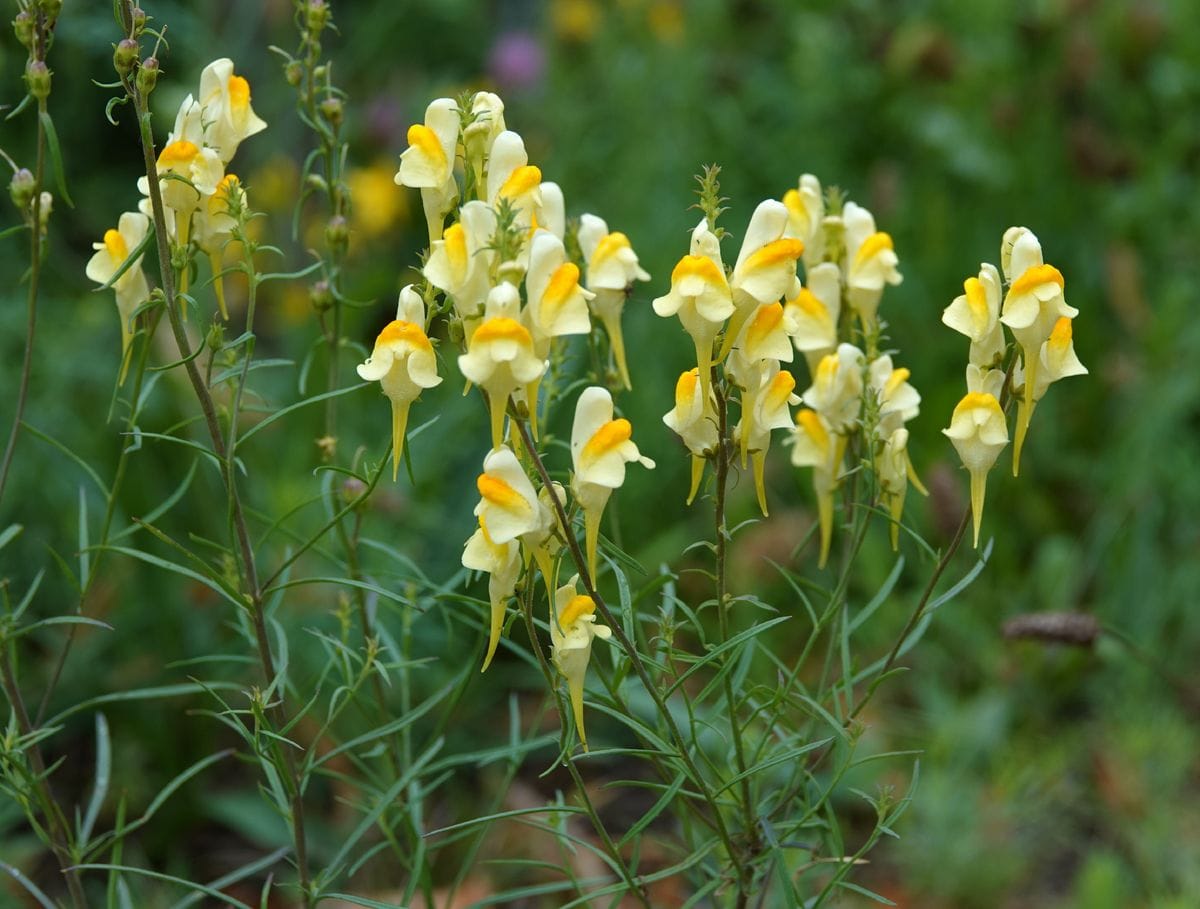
[0,2,1087,907]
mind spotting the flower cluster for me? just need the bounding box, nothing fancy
[942,228,1086,546]
[360,92,656,749]
[87,59,266,371]
[656,175,922,567]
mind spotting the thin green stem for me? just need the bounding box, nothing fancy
[1,647,88,909]
[712,378,758,895]
[0,98,47,509]
[127,60,312,900]
[513,417,743,879]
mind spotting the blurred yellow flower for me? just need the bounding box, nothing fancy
[347,161,408,239]
[551,577,612,751]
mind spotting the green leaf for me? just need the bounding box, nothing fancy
[39,110,74,207]
[663,616,790,698]
[0,523,23,551]
[111,460,199,542]
[23,422,110,496]
[9,615,113,640]
[98,544,243,610]
[80,713,111,845]
[321,897,405,909]
[78,486,91,590]
[0,860,56,909]
[848,555,904,635]
[235,382,368,448]
[70,866,253,909]
[47,682,242,727]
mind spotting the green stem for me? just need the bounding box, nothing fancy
[129,74,312,902]
[712,379,758,887]
[516,576,651,909]
[512,417,743,879]
[1,646,88,909]
[0,98,47,509]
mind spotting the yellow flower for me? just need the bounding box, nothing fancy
[86,211,151,378]
[470,445,543,670]
[570,387,655,579]
[999,227,1078,476]
[725,199,805,355]
[525,229,593,348]
[868,354,921,435]
[424,200,496,325]
[783,174,825,269]
[801,343,864,435]
[942,262,1004,368]
[735,363,800,516]
[662,368,718,504]
[458,282,546,449]
[462,516,522,672]
[843,201,901,333]
[578,213,650,389]
[551,576,612,752]
[395,98,461,244]
[1011,315,1088,469]
[356,286,442,479]
[197,58,267,164]
[462,92,506,187]
[783,262,841,375]
[193,173,242,319]
[652,218,734,403]
[789,408,841,568]
[942,392,1009,548]
[486,130,542,233]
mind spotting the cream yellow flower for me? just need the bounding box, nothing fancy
[653,218,734,403]
[486,130,542,232]
[197,58,267,164]
[942,263,1004,368]
[471,445,542,670]
[1011,316,1088,469]
[724,200,805,356]
[458,282,546,448]
[867,354,921,436]
[551,577,612,752]
[878,427,913,550]
[735,363,800,516]
[424,200,496,325]
[463,91,506,187]
[789,408,841,568]
[783,174,825,269]
[571,387,655,580]
[396,98,461,245]
[999,227,1077,476]
[356,286,442,479]
[662,368,718,505]
[536,181,565,239]
[525,229,593,348]
[193,173,242,319]
[843,201,901,332]
[86,211,151,377]
[462,516,522,672]
[802,343,865,435]
[783,262,841,374]
[942,392,1009,548]
[578,213,651,389]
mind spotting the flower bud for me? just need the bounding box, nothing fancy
[206,320,226,353]
[341,477,367,506]
[113,38,139,78]
[13,11,34,50]
[136,56,159,95]
[25,60,51,100]
[310,280,334,313]
[319,96,343,129]
[284,59,303,87]
[130,6,147,34]
[324,215,349,258]
[306,0,330,34]
[9,168,35,213]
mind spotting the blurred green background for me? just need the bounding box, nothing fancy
[2,0,1198,906]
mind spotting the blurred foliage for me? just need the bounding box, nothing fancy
[1,0,1198,906]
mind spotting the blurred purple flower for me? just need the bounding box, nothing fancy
[489,30,545,91]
